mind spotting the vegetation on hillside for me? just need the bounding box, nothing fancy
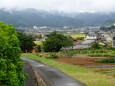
[100,25,115,31]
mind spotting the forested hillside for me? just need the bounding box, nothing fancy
[0,8,115,27]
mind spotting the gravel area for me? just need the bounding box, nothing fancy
[24,60,38,86]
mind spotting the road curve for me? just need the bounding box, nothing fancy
[22,57,86,86]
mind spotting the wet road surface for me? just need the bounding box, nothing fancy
[22,57,86,86]
[24,60,38,86]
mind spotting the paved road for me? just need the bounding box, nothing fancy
[24,60,38,86]
[22,57,86,86]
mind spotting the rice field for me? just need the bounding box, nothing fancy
[34,41,42,45]
[66,33,86,38]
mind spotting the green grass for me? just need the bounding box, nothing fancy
[103,41,112,43]
[22,53,115,86]
[62,49,115,57]
[103,41,112,46]
[88,50,115,57]
[34,41,42,45]
[96,57,115,63]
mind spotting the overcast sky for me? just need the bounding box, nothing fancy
[0,0,115,13]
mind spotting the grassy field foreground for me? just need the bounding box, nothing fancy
[22,53,115,86]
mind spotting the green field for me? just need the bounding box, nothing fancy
[22,53,115,86]
[66,33,86,38]
[103,41,112,46]
[34,41,42,45]
[61,49,115,57]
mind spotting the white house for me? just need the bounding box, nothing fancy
[106,37,112,41]
[85,32,97,40]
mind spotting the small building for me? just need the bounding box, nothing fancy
[98,30,107,35]
[62,44,91,50]
[66,35,81,45]
[112,39,115,47]
[82,40,95,45]
[62,39,95,50]
[85,32,97,40]
[106,37,112,41]
[98,33,112,41]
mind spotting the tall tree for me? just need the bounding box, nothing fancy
[92,42,103,49]
[17,32,35,52]
[43,31,73,52]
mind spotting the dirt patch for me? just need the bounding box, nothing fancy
[53,57,115,66]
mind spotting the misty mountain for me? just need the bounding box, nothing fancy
[0,8,115,27]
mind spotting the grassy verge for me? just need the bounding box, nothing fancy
[22,53,115,86]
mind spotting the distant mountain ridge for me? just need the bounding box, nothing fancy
[0,8,115,27]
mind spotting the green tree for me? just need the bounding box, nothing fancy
[43,31,73,52]
[36,45,41,52]
[100,26,106,30]
[17,32,36,53]
[92,42,103,49]
[33,34,42,39]
[113,36,115,40]
[0,22,25,86]
[111,25,115,29]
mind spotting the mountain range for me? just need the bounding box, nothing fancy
[0,8,115,28]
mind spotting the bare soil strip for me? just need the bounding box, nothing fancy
[54,57,115,66]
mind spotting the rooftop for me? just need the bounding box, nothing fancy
[82,40,95,44]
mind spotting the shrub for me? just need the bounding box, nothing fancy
[108,47,115,50]
[96,57,115,63]
[36,45,41,52]
[92,42,103,49]
[0,22,25,86]
[88,54,102,57]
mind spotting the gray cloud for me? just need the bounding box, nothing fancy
[0,0,115,13]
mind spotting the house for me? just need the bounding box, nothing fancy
[82,40,95,45]
[62,39,95,50]
[85,32,97,40]
[112,40,115,47]
[98,30,107,35]
[62,44,91,50]
[106,37,112,41]
[66,35,81,45]
[98,33,112,41]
